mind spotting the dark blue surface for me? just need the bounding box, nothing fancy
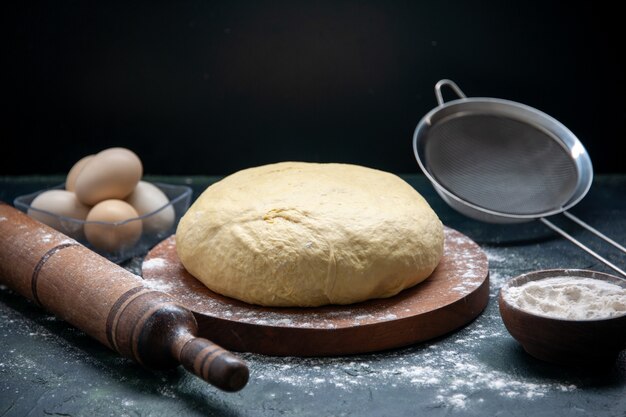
[1,175,625,416]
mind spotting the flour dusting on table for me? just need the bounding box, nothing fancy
[245,321,577,410]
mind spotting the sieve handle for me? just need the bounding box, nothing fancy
[540,217,626,277]
[435,79,467,106]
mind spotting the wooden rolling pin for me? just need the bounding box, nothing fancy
[0,202,249,392]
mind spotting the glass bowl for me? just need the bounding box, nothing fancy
[14,182,192,263]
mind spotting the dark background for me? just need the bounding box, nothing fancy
[5,1,624,176]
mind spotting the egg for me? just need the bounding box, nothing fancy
[65,154,95,191]
[125,181,175,235]
[84,199,143,252]
[74,147,143,205]
[28,190,90,239]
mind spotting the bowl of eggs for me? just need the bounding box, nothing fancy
[13,147,192,263]
[499,269,626,366]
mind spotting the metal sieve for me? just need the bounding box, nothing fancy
[413,79,625,277]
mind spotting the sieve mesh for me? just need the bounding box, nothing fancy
[424,114,579,215]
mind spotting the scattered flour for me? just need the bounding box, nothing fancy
[484,249,506,264]
[482,247,524,296]
[141,258,176,293]
[247,322,577,410]
[142,277,175,293]
[488,270,507,288]
[503,277,626,320]
[142,257,168,270]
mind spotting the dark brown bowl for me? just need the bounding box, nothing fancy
[498,269,626,366]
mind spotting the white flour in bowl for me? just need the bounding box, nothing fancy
[503,277,626,320]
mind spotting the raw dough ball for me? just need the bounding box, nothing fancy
[176,162,444,307]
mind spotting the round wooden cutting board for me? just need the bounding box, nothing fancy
[142,227,489,356]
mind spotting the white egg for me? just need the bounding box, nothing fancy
[28,190,90,239]
[125,181,175,235]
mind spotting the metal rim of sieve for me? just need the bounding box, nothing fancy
[412,79,593,223]
[412,79,625,277]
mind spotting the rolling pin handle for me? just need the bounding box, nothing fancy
[178,336,250,392]
[116,291,250,392]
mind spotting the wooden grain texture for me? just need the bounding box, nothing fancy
[142,226,490,356]
[0,203,248,391]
